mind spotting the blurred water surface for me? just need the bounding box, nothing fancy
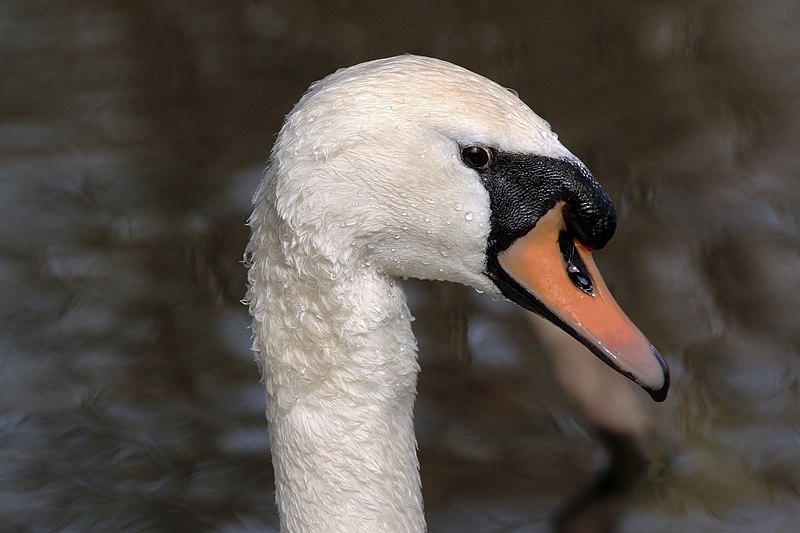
[2,1,799,531]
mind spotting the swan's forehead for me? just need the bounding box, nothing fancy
[306,56,575,160]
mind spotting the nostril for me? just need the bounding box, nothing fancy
[558,230,593,294]
[567,263,592,292]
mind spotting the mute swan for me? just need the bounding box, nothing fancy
[245,55,669,532]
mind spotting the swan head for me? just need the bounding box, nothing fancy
[265,55,669,401]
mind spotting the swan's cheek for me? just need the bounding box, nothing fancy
[366,198,492,287]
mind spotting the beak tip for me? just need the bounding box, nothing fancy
[643,346,670,402]
[646,382,669,402]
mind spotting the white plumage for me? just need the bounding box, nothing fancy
[245,55,664,532]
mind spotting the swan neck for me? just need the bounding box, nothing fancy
[249,218,425,531]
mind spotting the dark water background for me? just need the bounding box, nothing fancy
[2,1,799,531]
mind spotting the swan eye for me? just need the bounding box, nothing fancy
[461,145,492,170]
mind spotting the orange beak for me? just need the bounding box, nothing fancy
[489,204,669,401]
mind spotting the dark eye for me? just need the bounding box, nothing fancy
[461,145,492,170]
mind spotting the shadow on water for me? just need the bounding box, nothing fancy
[2,1,799,531]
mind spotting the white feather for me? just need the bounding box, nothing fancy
[246,55,578,532]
